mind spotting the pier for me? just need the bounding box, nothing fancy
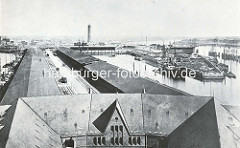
[56,47,190,95]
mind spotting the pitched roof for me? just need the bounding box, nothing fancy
[5,98,61,148]
[18,94,211,137]
[142,94,212,136]
[0,48,62,147]
[168,99,220,148]
[2,94,239,148]
[22,94,91,136]
[0,99,18,148]
[92,100,130,134]
[168,99,240,148]
[88,94,144,135]
[1,48,61,105]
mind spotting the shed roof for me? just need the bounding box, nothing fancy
[58,47,100,65]
[85,61,191,95]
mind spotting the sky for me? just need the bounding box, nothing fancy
[0,0,240,40]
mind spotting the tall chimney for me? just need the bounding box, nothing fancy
[88,25,91,43]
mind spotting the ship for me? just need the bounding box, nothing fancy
[208,46,218,57]
[158,64,186,80]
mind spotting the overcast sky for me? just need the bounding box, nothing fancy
[1,0,240,39]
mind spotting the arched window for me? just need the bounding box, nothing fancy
[120,137,123,145]
[130,109,134,113]
[93,137,97,145]
[98,137,101,145]
[137,137,141,145]
[133,137,137,145]
[128,137,132,145]
[115,137,119,145]
[111,125,114,132]
[102,137,106,145]
[111,137,114,145]
[115,125,118,132]
[119,125,123,132]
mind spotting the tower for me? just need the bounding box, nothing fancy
[88,25,91,43]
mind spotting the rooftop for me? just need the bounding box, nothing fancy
[85,61,191,95]
[58,47,100,65]
[1,94,239,147]
[0,47,61,148]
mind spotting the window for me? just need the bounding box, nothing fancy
[129,136,141,145]
[98,137,101,145]
[111,137,114,145]
[133,137,137,145]
[120,137,123,145]
[148,109,151,117]
[120,125,123,132]
[111,125,124,145]
[74,122,77,128]
[93,137,105,145]
[130,109,134,112]
[115,137,119,145]
[93,137,97,145]
[102,137,106,145]
[185,112,188,117]
[115,125,118,132]
[111,126,114,132]
[128,137,132,145]
[137,137,141,145]
[166,110,169,115]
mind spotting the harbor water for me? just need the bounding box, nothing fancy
[95,46,240,105]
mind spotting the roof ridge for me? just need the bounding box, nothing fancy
[115,99,130,135]
[20,98,60,135]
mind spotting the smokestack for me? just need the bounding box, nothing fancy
[88,25,91,43]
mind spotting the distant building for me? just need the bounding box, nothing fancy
[2,38,10,42]
[88,24,91,43]
[169,46,195,57]
[70,45,115,55]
